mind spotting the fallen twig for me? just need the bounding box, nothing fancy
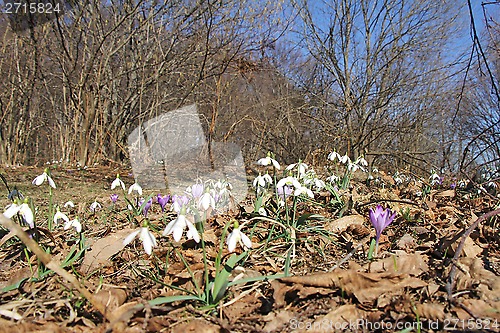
[0,214,116,323]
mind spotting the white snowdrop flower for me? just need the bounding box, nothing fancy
[253,173,273,188]
[3,202,34,228]
[64,217,82,233]
[64,201,75,208]
[90,200,102,212]
[226,225,252,252]
[111,174,126,191]
[294,185,314,198]
[286,162,308,176]
[53,209,70,225]
[256,154,281,170]
[276,176,301,189]
[128,183,143,196]
[328,151,342,162]
[32,169,56,188]
[326,174,339,183]
[163,213,200,243]
[123,227,157,255]
[198,192,216,211]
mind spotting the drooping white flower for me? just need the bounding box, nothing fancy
[123,227,157,255]
[111,174,126,191]
[53,209,70,225]
[286,162,308,176]
[3,202,34,228]
[89,200,102,212]
[294,185,314,198]
[198,192,215,211]
[312,178,326,190]
[256,155,281,170]
[163,213,200,243]
[328,151,350,164]
[276,176,301,189]
[253,173,273,188]
[32,169,56,188]
[64,217,82,233]
[64,201,75,208]
[326,174,339,183]
[226,226,252,252]
[128,183,143,196]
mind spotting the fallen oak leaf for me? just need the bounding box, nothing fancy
[280,270,427,304]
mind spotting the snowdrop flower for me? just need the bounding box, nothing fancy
[326,174,340,183]
[312,178,326,190]
[123,227,157,255]
[3,200,34,228]
[256,153,281,170]
[90,200,102,213]
[227,222,252,252]
[110,194,119,203]
[276,176,301,190]
[286,162,308,176]
[64,201,75,209]
[429,171,441,186]
[369,205,397,245]
[198,191,215,211]
[356,156,368,168]
[328,151,350,164]
[64,217,82,233]
[294,185,314,198]
[163,212,200,243]
[53,208,70,225]
[393,172,403,186]
[32,168,56,188]
[128,183,143,196]
[253,173,273,188]
[111,174,126,191]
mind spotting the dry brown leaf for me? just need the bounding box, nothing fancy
[80,228,134,274]
[434,189,455,198]
[223,293,261,323]
[94,288,127,313]
[279,268,427,304]
[451,258,500,294]
[262,309,296,332]
[171,318,221,333]
[461,237,483,258]
[326,214,365,232]
[415,303,447,321]
[397,233,416,250]
[297,304,366,333]
[365,252,429,276]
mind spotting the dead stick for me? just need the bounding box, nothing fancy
[0,214,116,322]
[446,208,500,300]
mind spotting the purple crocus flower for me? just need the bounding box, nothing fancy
[139,198,153,217]
[157,194,170,212]
[110,194,119,203]
[369,205,397,244]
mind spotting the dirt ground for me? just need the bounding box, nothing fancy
[0,163,499,332]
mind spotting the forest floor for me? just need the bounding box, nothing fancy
[0,161,499,333]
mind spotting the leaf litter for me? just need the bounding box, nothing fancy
[0,165,499,332]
